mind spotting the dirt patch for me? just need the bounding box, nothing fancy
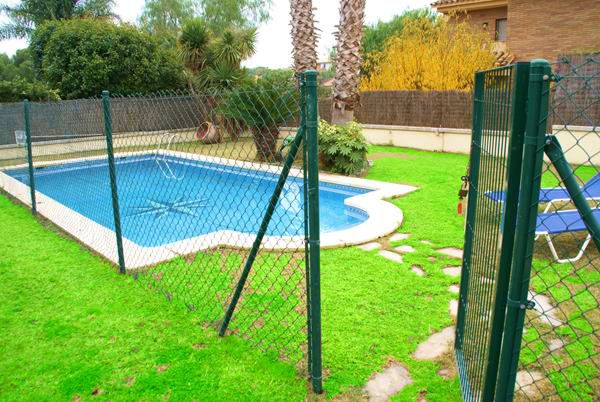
[156,364,169,373]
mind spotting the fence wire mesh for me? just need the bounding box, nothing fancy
[514,54,600,401]
[0,76,320,378]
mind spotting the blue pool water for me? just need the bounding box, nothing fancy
[7,155,371,247]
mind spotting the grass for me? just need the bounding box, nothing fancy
[0,194,306,401]
[1,144,595,401]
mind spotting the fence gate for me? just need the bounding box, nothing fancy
[457,56,600,401]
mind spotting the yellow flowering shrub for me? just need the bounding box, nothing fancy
[361,17,496,91]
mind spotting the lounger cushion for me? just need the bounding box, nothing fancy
[537,208,600,235]
[486,172,600,203]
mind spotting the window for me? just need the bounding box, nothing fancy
[495,18,507,42]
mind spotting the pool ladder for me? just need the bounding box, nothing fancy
[154,132,184,180]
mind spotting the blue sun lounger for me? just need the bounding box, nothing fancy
[487,176,600,262]
[536,208,600,263]
[483,136,600,263]
[486,172,600,209]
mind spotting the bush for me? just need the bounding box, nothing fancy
[361,16,496,91]
[30,19,185,99]
[0,78,60,102]
[318,120,368,175]
[218,75,297,162]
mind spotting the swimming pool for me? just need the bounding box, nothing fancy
[0,151,415,268]
[6,154,371,246]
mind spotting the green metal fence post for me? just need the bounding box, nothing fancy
[219,126,306,336]
[481,62,530,400]
[305,69,323,394]
[299,73,313,374]
[495,60,552,401]
[544,135,600,251]
[102,90,126,274]
[23,99,37,215]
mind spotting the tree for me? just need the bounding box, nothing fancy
[30,19,185,98]
[0,48,48,102]
[210,28,256,68]
[0,0,115,39]
[139,0,195,45]
[178,18,211,74]
[361,17,496,91]
[290,0,317,76]
[178,17,256,90]
[331,0,366,124]
[362,8,435,57]
[0,78,59,102]
[0,49,35,81]
[219,74,297,161]
[198,0,271,31]
[0,53,18,81]
[361,8,435,78]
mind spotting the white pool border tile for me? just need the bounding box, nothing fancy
[0,151,416,269]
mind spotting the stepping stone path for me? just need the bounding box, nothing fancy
[436,248,463,259]
[390,233,410,242]
[411,266,425,276]
[360,242,382,251]
[548,338,565,352]
[364,363,413,402]
[379,250,403,263]
[515,371,544,399]
[448,285,460,293]
[528,291,563,327]
[437,368,454,379]
[442,266,461,277]
[421,240,433,245]
[414,326,455,360]
[449,300,458,318]
[395,245,416,254]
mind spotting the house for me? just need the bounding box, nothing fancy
[432,0,600,63]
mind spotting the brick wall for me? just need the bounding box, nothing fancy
[455,6,508,41]
[508,0,600,62]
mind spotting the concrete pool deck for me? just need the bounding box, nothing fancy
[0,150,417,269]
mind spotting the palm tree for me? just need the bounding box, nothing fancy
[179,19,256,82]
[212,28,257,68]
[331,0,366,124]
[178,18,212,75]
[289,0,317,75]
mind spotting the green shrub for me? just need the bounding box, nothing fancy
[30,19,185,99]
[318,120,368,175]
[0,78,60,102]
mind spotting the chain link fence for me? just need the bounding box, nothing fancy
[457,54,599,401]
[514,54,599,401]
[0,72,323,393]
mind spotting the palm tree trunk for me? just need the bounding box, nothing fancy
[290,0,318,76]
[331,0,366,125]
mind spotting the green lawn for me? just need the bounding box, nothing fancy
[0,146,470,401]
